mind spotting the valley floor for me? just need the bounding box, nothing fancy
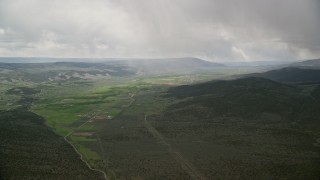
[1,72,320,179]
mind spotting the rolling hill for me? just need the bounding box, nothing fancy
[165,77,303,120]
[146,77,320,179]
[290,58,320,68]
[246,67,320,84]
[0,108,104,179]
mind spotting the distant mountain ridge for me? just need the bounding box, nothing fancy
[290,58,320,68]
[117,57,224,75]
[0,57,224,82]
[0,57,223,64]
[244,58,320,84]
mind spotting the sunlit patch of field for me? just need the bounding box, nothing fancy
[138,67,265,86]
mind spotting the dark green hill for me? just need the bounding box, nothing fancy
[148,77,320,179]
[0,108,104,179]
[166,77,304,120]
[247,67,320,84]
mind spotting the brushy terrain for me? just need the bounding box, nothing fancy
[146,77,320,179]
[0,108,104,179]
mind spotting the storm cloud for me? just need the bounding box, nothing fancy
[0,0,319,61]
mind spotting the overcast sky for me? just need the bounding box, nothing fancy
[0,0,319,62]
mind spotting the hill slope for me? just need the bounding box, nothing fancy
[147,77,320,179]
[247,67,320,84]
[0,108,104,179]
[166,77,304,120]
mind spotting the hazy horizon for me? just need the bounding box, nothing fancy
[0,56,318,65]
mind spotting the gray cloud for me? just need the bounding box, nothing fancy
[0,0,319,61]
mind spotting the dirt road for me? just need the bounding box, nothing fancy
[64,113,109,180]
